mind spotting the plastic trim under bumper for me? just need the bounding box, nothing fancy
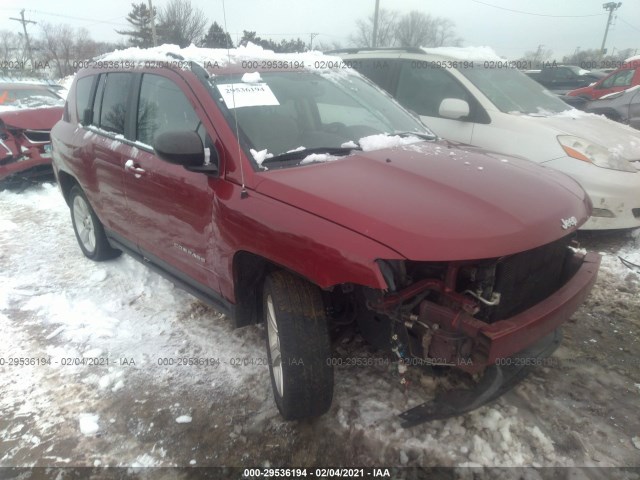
[399,329,563,427]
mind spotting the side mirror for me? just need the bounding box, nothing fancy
[439,98,470,120]
[154,131,217,173]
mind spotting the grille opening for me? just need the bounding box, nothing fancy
[23,130,51,143]
[633,208,640,219]
[477,236,573,322]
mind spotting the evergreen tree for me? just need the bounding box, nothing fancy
[202,22,234,48]
[116,2,155,48]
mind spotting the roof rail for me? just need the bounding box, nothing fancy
[326,47,425,55]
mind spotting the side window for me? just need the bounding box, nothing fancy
[92,74,105,126]
[395,61,471,118]
[613,69,634,87]
[99,73,132,135]
[354,58,395,93]
[600,70,633,89]
[75,76,94,123]
[137,74,203,146]
[554,68,575,80]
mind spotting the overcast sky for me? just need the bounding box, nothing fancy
[1,0,639,59]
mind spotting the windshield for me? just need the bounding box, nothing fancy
[0,86,64,109]
[458,67,571,115]
[210,71,432,165]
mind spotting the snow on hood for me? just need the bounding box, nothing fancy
[420,46,502,61]
[97,42,345,73]
[358,134,422,152]
[524,109,640,160]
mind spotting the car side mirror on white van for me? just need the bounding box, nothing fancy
[439,98,470,120]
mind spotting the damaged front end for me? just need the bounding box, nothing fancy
[359,236,600,426]
[0,118,55,185]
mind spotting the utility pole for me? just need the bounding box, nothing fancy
[9,9,36,71]
[309,32,319,50]
[534,44,544,64]
[600,2,622,56]
[372,0,380,48]
[148,0,158,47]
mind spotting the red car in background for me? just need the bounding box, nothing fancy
[567,59,640,101]
[0,83,64,186]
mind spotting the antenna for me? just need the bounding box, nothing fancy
[222,0,248,199]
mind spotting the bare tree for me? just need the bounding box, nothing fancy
[315,40,343,52]
[157,0,207,48]
[37,23,76,77]
[350,9,399,47]
[350,10,460,49]
[395,11,461,48]
[0,30,22,66]
[519,45,554,68]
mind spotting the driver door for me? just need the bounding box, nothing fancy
[122,72,220,291]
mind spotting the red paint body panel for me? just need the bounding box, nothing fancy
[256,144,590,260]
[51,63,593,318]
[0,106,63,181]
[568,62,640,100]
[0,107,63,130]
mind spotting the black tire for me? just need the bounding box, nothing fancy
[69,185,120,261]
[263,270,333,420]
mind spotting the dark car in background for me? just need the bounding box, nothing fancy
[524,65,605,94]
[0,83,64,187]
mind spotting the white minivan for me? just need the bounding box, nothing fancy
[335,47,640,229]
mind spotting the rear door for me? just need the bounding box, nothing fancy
[83,72,134,240]
[122,71,222,292]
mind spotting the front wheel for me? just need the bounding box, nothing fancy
[69,185,120,261]
[263,270,333,420]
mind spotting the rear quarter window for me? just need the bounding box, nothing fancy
[75,76,94,124]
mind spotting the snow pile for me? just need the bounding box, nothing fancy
[250,148,273,165]
[358,133,423,152]
[175,415,192,424]
[241,72,262,83]
[299,153,343,164]
[78,414,100,435]
[97,42,346,74]
[421,46,502,62]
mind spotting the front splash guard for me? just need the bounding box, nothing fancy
[399,329,562,428]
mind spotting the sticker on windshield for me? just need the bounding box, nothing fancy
[217,83,280,109]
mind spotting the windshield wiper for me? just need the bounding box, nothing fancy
[261,146,361,165]
[392,131,437,141]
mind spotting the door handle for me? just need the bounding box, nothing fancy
[124,159,146,177]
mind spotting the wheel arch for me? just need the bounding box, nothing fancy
[57,169,80,206]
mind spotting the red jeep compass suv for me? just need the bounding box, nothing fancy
[50,45,600,425]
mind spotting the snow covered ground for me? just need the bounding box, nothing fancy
[0,183,639,471]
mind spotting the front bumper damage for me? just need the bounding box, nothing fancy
[372,250,600,426]
[400,329,562,427]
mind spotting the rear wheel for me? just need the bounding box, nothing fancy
[69,185,120,261]
[263,270,333,420]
